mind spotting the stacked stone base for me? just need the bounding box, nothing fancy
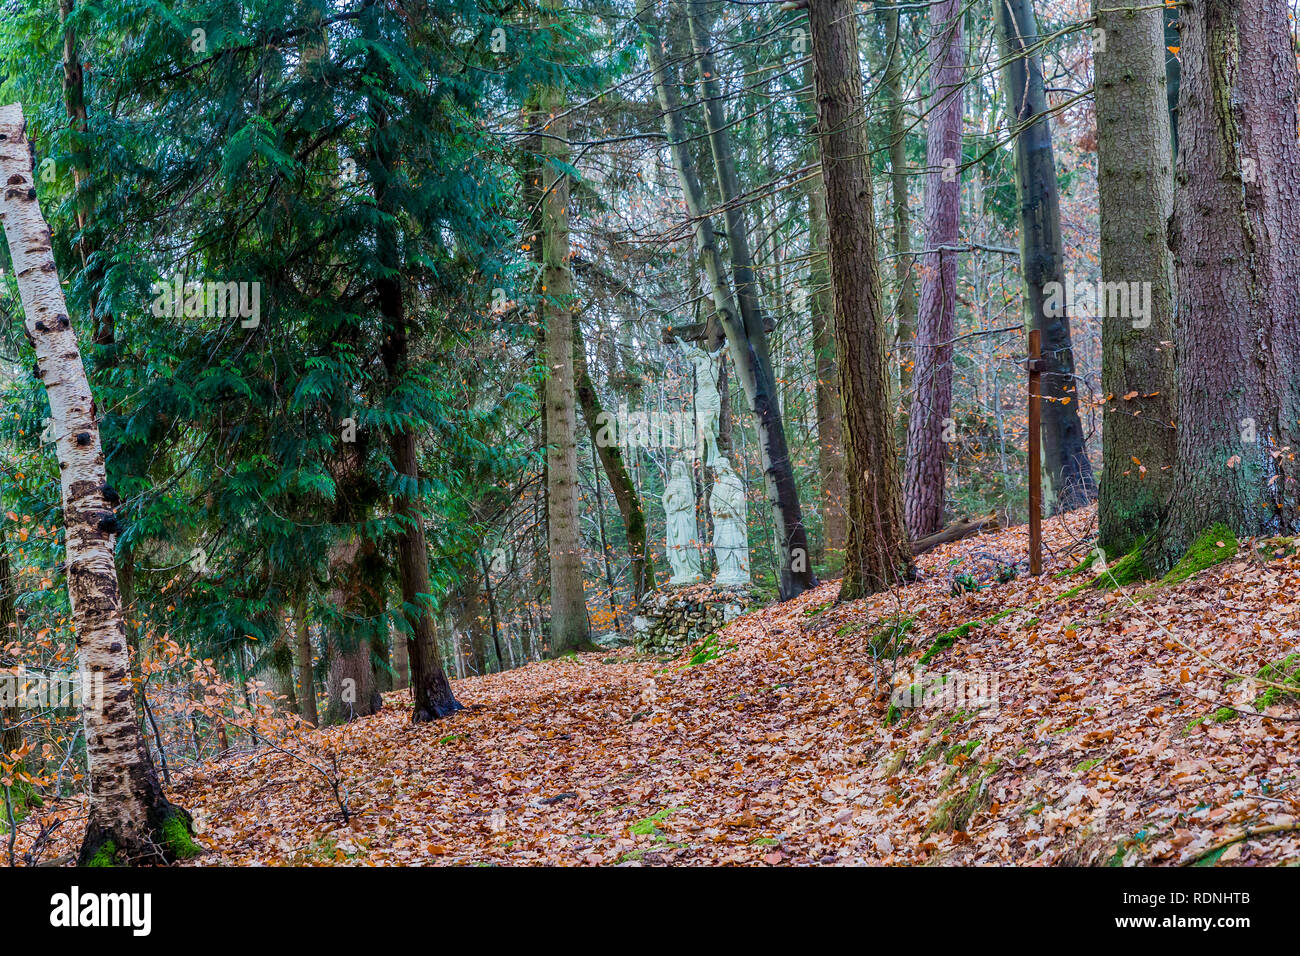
[632,582,756,655]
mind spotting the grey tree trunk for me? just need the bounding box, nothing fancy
[903,0,963,538]
[995,0,1097,511]
[538,80,593,653]
[806,0,914,600]
[1094,0,1177,555]
[0,103,194,864]
[1151,0,1300,568]
[293,601,318,726]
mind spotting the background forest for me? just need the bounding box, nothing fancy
[0,0,1297,870]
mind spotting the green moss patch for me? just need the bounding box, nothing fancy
[1159,524,1238,586]
[919,607,1019,665]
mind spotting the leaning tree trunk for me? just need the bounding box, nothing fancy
[641,1,817,599]
[995,0,1097,512]
[573,321,654,599]
[0,103,194,864]
[807,0,914,600]
[903,0,963,539]
[1150,0,1300,569]
[1093,0,1177,556]
[538,80,592,654]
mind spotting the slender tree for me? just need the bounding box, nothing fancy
[1093,0,1177,555]
[0,103,195,864]
[538,77,593,653]
[903,0,963,538]
[806,0,913,600]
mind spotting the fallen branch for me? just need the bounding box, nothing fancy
[911,514,1000,555]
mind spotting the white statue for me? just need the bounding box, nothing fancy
[663,460,702,585]
[709,457,750,586]
[676,337,724,465]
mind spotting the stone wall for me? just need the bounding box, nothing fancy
[632,583,756,655]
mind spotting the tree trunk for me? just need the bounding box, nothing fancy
[641,1,817,599]
[538,79,592,654]
[368,49,461,720]
[0,103,193,864]
[293,601,318,726]
[1150,0,1300,568]
[884,0,917,394]
[324,534,384,723]
[807,0,914,600]
[903,0,963,538]
[995,0,1097,511]
[802,62,848,566]
[1094,0,1178,555]
[573,321,654,599]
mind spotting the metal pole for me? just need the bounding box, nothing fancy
[1028,328,1043,575]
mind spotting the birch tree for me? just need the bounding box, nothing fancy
[0,103,195,864]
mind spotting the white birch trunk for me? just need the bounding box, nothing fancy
[0,103,191,863]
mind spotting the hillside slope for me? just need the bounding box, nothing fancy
[174,509,1300,865]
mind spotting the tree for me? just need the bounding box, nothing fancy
[1093,0,1177,555]
[0,103,195,864]
[538,76,593,654]
[882,0,916,395]
[1149,0,1300,569]
[806,0,913,599]
[903,0,963,538]
[995,0,1096,511]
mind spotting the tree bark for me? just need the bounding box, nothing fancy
[806,0,914,600]
[1094,0,1178,555]
[538,80,592,653]
[640,1,817,599]
[573,321,654,599]
[1150,0,1300,568]
[801,60,848,566]
[324,534,384,723]
[884,0,917,394]
[0,103,193,864]
[995,0,1097,511]
[903,0,963,538]
[293,601,318,726]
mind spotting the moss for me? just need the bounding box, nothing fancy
[944,739,981,763]
[1053,550,1098,580]
[868,616,915,656]
[927,759,1001,834]
[1091,546,1153,589]
[161,810,202,861]
[919,608,1018,665]
[1159,524,1239,586]
[84,840,117,867]
[1074,757,1101,773]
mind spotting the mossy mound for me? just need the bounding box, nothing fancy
[919,607,1019,665]
[1159,524,1238,586]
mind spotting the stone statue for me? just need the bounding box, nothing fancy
[709,457,750,586]
[663,460,702,585]
[676,337,724,465]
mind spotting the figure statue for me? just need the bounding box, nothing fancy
[663,460,702,585]
[709,457,750,586]
[676,337,725,465]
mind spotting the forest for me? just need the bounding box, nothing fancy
[0,0,1297,896]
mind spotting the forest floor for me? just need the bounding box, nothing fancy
[159,509,1300,864]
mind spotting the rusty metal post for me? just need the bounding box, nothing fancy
[1027,328,1043,575]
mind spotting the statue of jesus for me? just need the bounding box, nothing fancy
[675,337,724,466]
